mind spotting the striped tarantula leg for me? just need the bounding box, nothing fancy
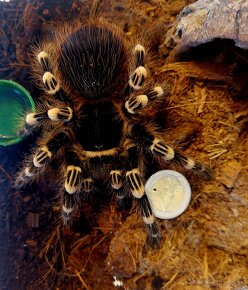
[124,86,166,115]
[62,149,83,223]
[150,138,212,178]
[62,174,94,224]
[130,124,212,178]
[15,132,70,188]
[128,44,147,91]
[110,170,123,191]
[37,51,68,102]
[110,169,128,207]
[134,44,145,67]
[80,162,93,194]
[15,146,53,188]
[124,140,144,198]
[64,159,82,195]
[81,177,93,193]
[62,191,76,225]
[18,107,73,136]
[15,163,37,188]
[37,51,61,95]
[139,195,160,248]
[174,152,212,179]
[124,140,160,246]
[151,139,212,178]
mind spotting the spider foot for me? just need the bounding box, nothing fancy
[174,153,213,179]
[146,222,161,249]
[62,191,76,226]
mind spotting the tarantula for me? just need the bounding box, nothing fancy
[16,20,210,247]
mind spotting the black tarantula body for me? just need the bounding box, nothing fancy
[16,20,211,247]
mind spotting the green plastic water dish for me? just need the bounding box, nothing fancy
[0,80,35,146]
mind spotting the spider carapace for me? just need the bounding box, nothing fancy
[16,20,211,247]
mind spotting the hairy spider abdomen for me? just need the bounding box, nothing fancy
[58,25,129,100]
[77,102,123,151]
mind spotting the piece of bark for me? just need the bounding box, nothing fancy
[161,0,248,57]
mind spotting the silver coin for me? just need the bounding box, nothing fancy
[145,170,191,219]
